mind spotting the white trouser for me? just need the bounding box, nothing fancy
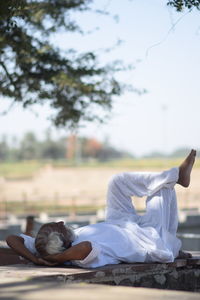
[105,168,179,237]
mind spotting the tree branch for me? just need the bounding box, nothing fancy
[0,60,16,88]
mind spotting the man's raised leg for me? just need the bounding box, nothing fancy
[176,149,196,258]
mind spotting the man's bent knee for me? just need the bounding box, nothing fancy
[108,173,125,190]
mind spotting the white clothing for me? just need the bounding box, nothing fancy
[20,168,181,268]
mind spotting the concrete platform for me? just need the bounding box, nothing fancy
[0,252,200,292]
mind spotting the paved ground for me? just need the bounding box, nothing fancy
[1,282,200,300]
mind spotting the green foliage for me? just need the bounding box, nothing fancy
[0,131,132,162]
[40,130,66,159]
[19,132,40,160]
[167,0,200,11]
[0,0,26,29]
[0,0,125,127]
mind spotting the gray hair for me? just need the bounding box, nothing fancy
[35,224,75,256]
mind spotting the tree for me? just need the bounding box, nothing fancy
[167,0,200,11]
[19,132,39,159]
[82,137,102,159]
[0,0,126,128]
[40,130,66,159]
[0,136,9,161]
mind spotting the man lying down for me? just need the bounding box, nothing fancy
[6,150,196,268]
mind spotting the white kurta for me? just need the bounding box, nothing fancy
[20,168,182,268]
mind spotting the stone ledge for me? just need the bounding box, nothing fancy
[0,252,200,291]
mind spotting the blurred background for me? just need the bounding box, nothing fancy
[0,0,200,252]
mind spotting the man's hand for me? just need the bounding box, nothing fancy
[34,257,60,266]
[43,253,60,262]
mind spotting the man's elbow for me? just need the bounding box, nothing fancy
[6,235,15,246]
[80,241,92,260]
[6,235,22,247]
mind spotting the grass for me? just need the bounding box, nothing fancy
[0,158,200,179]
[2,201,104,215]
[49,158,200,169]
[0,161,43,179]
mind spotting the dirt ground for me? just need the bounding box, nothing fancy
[0,165,199,212]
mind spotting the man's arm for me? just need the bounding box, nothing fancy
[6,235,57,266]
[44,241,92,263]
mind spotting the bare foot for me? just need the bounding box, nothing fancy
[177,250,192,259]
[177,149,196,187]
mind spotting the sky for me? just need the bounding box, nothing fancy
[1,0,200,157]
